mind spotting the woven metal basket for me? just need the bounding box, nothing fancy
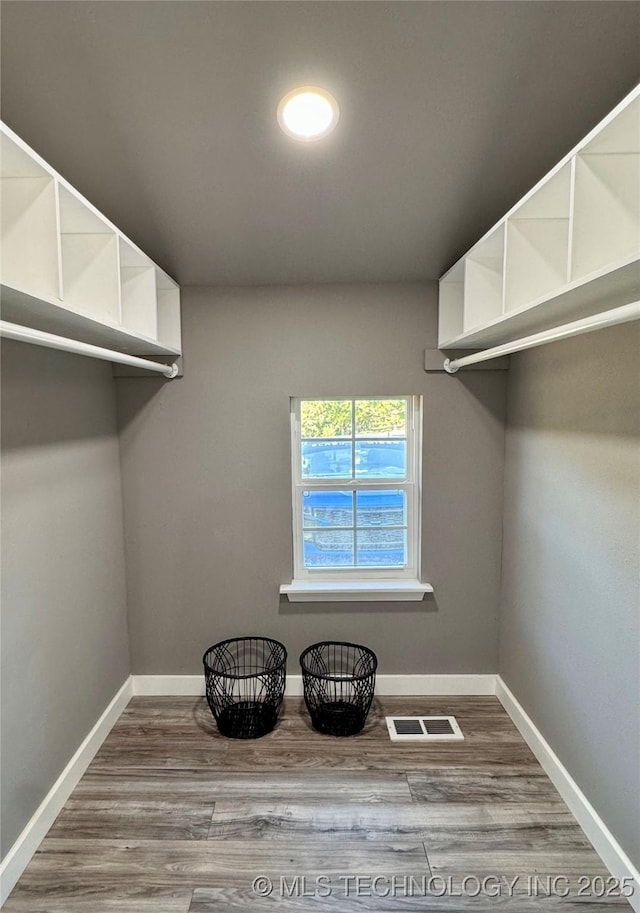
[300,640,377,736]
[203,636,287,739]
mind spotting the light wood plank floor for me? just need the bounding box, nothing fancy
[4,696,632,912]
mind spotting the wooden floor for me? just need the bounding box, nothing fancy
[5,696,631,912]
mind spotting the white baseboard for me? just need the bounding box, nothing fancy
[0,676,133,908]
[132,673,498,697]
[372,674,497,696]
[132,674,206,696]
[496,677,640,913]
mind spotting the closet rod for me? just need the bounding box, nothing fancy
[443,301,640,374]
[0,321,179,378]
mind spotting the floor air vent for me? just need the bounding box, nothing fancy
[385,715,464,742]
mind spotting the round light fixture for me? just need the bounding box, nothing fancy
[277,86,339,141]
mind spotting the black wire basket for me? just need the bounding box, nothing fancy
[299,641,377,737]
[203,637,287,739]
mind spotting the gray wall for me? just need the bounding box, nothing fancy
[1,340,130,859]
[499,323,640,869]
[116,283,507,674]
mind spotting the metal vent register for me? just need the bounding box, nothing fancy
[385,716,464,742]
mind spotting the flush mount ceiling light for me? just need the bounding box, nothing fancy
[277,86,339,141]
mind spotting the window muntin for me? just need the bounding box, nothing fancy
[291,397,421,581]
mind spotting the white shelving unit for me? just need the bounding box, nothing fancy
[119,239,158,340]
[463,225,505,331]
[0,122,181,359]
[438,86,640,349]
[0,131,60,302]
[156,269,182,352]
[438,261,464,343]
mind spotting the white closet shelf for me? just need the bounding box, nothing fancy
[0,121,182,361]
[441,254,639,350]
[1,284,180,357]
[438,85,640,350]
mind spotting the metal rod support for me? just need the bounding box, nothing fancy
[0,321,179,378]
[444,301,640,373]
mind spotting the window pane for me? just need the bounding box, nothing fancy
[356,528,407,567]
[303,491,354,528]
[304,530,354,567]
[355,440,406,478]
[355,399,406,437]
[356,490,406,527]
[301,400,352,438]
[302,441,352,479]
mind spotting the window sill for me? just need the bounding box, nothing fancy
[279,580,433,602]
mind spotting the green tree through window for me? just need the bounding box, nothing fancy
[301,399,406,439]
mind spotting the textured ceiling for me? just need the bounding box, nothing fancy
[1,1,639,287]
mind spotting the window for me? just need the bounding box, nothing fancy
[283,397,428,600]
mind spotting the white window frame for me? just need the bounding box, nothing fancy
[288,396,423,585]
